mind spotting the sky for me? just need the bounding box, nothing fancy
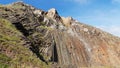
[0,0,120,37]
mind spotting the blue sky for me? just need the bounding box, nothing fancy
[0,0,120,37]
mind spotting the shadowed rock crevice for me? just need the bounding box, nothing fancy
[29,44,48,64]
[51,44,58,63]
[13,22,29,36]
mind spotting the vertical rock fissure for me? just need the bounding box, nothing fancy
[51,39,58,63]
[53,31,63,65]
[29,45,47,64]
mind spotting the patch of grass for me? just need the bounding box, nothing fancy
[0,53,11,68]
[0,4,3,7]
[0,18,22,35]
[40,22,46,26]
[0,53,11,62]
[6,3,24,9]
[0,18,49,68]
[0,63,8,68]
[38,25,53,30]
[0,18,21,44]
[0,18,20,32]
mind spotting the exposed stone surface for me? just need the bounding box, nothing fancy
[62,17,72,27]
[47,8,58,18]
[0,2,120,68]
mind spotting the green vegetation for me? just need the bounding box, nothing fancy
[0,63,8,68]
[0,4,3,7]
[38,25,53,30]
[0,53,11,68]
[41,22,46,26]
[6,3,24,9]
[0,18,49,68]
[0,53,11,63]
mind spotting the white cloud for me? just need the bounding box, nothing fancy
[64,0,120,37]
[74,0,88,3]
[97,25,120,37]
[64,0,89,4]
[74,9,120,37]
[112,0,120,3]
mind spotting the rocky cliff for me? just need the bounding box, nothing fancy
[0,2,120,68]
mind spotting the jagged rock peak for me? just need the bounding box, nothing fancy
[48,8,58,15]
[47,8,60,18]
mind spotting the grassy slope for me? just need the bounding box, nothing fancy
[0,18,49,68]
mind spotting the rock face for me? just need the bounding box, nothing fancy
[61,17,73,27]
[0,2,120,68]
[47,8,58,18]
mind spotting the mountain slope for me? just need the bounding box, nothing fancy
[0,18,48,68]
[0,2,120,68]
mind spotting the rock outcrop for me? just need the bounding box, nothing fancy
[47,8,58,18]
[0,2,120,68]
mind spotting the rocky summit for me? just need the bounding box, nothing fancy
[0,2,120,68]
